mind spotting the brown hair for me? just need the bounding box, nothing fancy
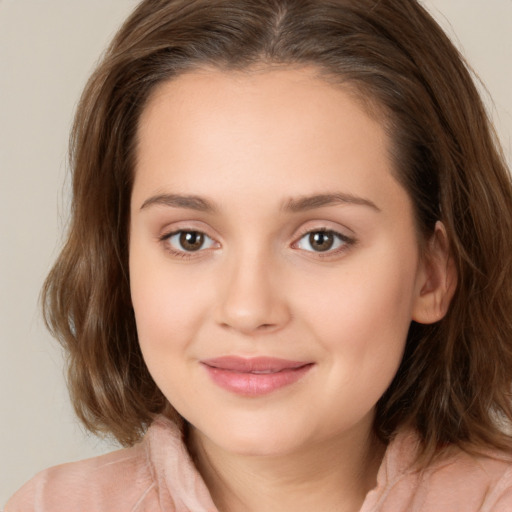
[43,0,512,461]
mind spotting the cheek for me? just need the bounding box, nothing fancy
[129,249,212,413]
[299,256,416,336]
[129,240,209,357]
[293,246,419,387]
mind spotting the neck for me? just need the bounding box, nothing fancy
[187,423,385,512]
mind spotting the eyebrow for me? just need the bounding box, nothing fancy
[283,193,381,213]
[139,192,380,213]
[140,194,216,212]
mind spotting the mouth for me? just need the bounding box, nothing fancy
[201,356,314,396]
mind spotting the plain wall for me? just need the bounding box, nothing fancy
[1,0,511,505]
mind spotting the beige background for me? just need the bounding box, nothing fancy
[1,0,511,505]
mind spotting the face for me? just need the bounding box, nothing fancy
[129,67,430,457]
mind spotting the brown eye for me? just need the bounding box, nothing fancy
[295,229,353,254]
[163,230,217,254]
[308,231,334,252]
[179,231,205,251]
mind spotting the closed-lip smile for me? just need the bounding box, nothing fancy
[201,356,314,396]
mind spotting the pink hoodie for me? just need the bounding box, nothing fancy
[6,415,512,511]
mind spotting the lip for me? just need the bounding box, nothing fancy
[201,356,314,396]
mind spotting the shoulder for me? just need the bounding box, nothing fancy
[5,441,158,512]
[423,447,512,511]
[369,430,512,512]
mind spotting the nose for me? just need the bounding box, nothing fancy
[215,251,291,335]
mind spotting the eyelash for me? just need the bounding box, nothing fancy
[292,228,356,258]
[159,230,218,258]
[159,228,356,259]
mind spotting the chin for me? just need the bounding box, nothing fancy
[191,415,308,458]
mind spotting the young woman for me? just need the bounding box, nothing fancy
[6,0,512,510]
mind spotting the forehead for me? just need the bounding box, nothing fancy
[134,64,406,216]
[139,65,384,132]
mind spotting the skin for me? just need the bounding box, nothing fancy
[129,66,455,512]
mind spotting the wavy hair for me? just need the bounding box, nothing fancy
[43,0,512,462]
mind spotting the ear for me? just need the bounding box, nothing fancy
[412,221,458,325]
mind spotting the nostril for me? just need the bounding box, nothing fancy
[220,321,277,332]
